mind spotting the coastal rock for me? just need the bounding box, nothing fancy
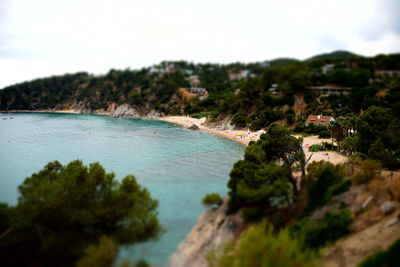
[188,124,199,130]
[108,104,141,118]
[381,201,396,215]
[144,109,162,120]
[169,198,244,267]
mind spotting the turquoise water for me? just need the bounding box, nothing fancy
[0,113,244,266]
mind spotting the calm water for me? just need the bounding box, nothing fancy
[0,113,244,266]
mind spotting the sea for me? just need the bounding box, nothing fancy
[0,113,244,266]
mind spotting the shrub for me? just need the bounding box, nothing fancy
[310,144,325,152]
[190,111,212,119]
[322,141,336,151]
[290,210,352,249]
[321,180,352,205]
[358,238,400,267]
[353,159,381,185]
[318,130,331,138]
[306,161,344,210]
[77,236,117,267]
[208,221,319,267]
[202,193,223,206]
[294,121,306,132]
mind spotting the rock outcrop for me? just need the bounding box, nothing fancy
[169,199,243,267]
[144,109,162,120]
[108,104,141,118]
[188,124,199,130]
[204,114,236,131]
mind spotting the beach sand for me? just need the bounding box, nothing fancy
[158,116,253,146]
[159,116,348,165]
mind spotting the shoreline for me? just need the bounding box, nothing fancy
[158,116,253,146]
[2,111,348,164]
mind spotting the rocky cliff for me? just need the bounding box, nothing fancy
[108,104,141,118]
[169,199,244,267]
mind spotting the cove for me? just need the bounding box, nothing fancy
[0,113,244,266]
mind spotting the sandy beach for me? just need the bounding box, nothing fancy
[159,116,348,165]
[158,116,254,146]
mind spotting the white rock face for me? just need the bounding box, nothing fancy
[169,199,243,267]
[108,104,141,118]
[144,109,162,120]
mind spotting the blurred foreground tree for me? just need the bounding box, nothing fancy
[0,160,161,267]
[208,221,319,267]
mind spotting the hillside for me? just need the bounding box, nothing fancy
[306,50,357,62]
[1,51,399,131]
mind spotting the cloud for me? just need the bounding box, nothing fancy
[0,0,399,88]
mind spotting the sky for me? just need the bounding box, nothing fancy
[0,0,399,88]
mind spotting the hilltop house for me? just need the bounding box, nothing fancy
[184,75,208,98]
[268,84,281,95]
[188,75,200,88]
[229,70,250,80]
[322,64,335,74]
[305,115,335,127]
[306,84,351,96]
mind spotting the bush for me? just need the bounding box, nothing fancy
[321,180,352,205]
[190,111,214,119]
[290,210,352,249]
[353,159,381,185]
[306,161,344,210]
[294,121,306,132]
[202,193,223,206]
[310,144,325,152]
[232,112,248,128]
[318,130,331,138]
[358,238,400,267]
[208,221,319,267]
[322,141,336,151]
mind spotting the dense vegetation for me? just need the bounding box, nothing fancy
[358,238,400,267]
[1,50,400,266]
[208,221,319,267]
[0,160,161,267]
[1,52,399,169]
[1,51,399,126]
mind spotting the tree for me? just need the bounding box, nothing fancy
[0,160,162,267]
[305,161,344,209]
[227,124,305,222]
[355,106,392,154]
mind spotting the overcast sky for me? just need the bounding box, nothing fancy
[1,0,399,88]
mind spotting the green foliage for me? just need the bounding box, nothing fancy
[228,124,304,223]
[285,108,295,125]
[358,238,400,267]
[309,144,325,152]
[0,160,161,266]
[202,193,223,206]
[294,121,306,132]
[318,130,331,138]
[77,236,118,267]
[355,106,392,154]
[368,139,399,169]
[290,210,352,249]
[352,159,381,185]
[321,180,352,204]
[306,161,345,210]
[208,221,319,267]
